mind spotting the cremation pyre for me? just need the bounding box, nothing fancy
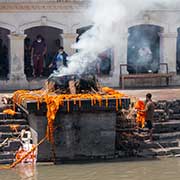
[12,74,131,162]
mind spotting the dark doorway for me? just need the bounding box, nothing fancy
[127,25,162,74]
[76,26,112,75]
[0,27,9,78]
[24,26,63,77]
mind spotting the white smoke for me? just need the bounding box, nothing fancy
[52,0,178,77]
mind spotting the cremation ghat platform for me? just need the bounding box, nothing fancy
[17,97,130,162]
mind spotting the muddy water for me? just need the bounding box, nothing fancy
[1,158,180,180]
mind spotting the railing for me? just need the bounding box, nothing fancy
[120,63,169,76]
[119,63,173,89]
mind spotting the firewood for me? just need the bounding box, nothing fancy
[69,80,76,94]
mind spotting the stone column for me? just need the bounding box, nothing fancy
[159,32,177,73]
[61,33,78,55]
[119,33,128,74]
[8,33,27,81]
[105,33,128,87]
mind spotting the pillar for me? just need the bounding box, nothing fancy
[105,33,128,87]
[118,33,128,75]
[8,33,27,81]
[159,32,177,73]
[61,33,78,56]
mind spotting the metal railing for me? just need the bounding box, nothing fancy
[120,63,169,76]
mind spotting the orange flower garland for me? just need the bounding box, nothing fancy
[10,124,20,132]
[12,87,127,144]
[3,109,17,116]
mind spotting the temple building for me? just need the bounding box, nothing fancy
[0,0,179,89]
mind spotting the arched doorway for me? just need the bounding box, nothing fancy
[76,26,112,75]
[127,25,163,74]
[0,27,9,78]
[177,28,180,74]
[24,26,63,77]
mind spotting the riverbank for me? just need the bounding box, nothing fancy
[1,158,180,180]
[1,87,180,164]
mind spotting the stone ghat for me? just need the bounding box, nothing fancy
[18,97,130,162]
[2,97,180,164]
[116,99,180,158]
[16,97,180,162]
[154,100,180,121]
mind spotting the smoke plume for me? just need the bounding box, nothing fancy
[52,0,177,77]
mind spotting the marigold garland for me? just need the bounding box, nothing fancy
[12,87,126,144]
[10,124,20,132]
[3,109,17,116]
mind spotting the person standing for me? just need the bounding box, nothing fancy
[49,46,68,71]
[31,35,47,77]
[143,93,155,141]
[136,93,155,141]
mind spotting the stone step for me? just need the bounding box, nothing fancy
[151,147,180,156]
[169,114,180,120]
[140,140,179,149]
[0,132,20,140]
[0,152,15,160]
[153,120,180,133]
[153,131,180,140]
[0,124,28,132]
[0,158,13,165]
[1,140,22,151]
[0,119,28,125]
[0,112,24,120]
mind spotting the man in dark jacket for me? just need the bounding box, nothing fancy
[49,46,68,71]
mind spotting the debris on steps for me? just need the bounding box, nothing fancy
[0,103,29,165]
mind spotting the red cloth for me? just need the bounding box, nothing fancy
[134,100,146,128]
[33,55,43,76]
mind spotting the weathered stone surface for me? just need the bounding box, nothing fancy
[29,111,116,161]
[0,105,29,164]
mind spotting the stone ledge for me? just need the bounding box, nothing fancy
[0,1,89,12]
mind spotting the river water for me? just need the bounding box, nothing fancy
[1,158,180,180]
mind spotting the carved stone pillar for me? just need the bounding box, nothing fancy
[61,33,78,55]
[118,33,128,75]
[159,32,177,73]
[8,34,27,81]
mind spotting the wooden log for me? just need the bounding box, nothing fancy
[69,80,76,94]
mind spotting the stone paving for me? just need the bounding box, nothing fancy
[120,87,180,101]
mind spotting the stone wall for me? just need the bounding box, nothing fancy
[28,111,116,162]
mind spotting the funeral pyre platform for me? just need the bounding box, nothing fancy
[12,75,131,162]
